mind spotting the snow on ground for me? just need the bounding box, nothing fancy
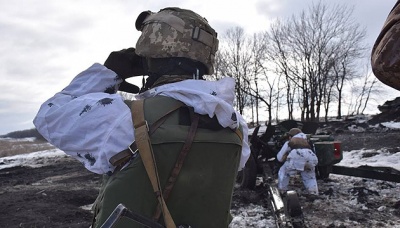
[0,146,65,170]
[229,204,276,228]
[381,121,400,129]
[341,148,400,170]
[0,137,37,142]
[1,133,400,227]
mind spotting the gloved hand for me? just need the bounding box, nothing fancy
[119,80,140,94]
[104,48,147,79]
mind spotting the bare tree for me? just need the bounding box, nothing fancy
[208,50,227,81]
[265,1,366,122]
[265,20,297,120]
[216,27,284,123]
[216,27,253,115]
[350,64,381,115]
[241,63,281,124]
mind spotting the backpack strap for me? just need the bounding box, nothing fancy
[153,108,200,220]
[131,99,176,228]
[109,101,183,168]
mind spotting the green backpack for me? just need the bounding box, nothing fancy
[92,95,242,228]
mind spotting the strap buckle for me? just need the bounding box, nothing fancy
[128,141,139,155]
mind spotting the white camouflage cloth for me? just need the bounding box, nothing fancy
[33,63,250,174]
[276,132,319,194]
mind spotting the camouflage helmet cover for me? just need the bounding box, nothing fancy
[135,7,219,74]
[371,1,400,90]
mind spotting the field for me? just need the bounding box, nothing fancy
[0,123,400,227]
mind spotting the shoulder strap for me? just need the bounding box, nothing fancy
[153,108,200,220]
[131,99,176,228]
[109,100,183,168]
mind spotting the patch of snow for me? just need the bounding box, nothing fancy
[340,149,400,171]
[0,148,66,170]
[348,125,366,132]
[0,137,37,142]
[381,121,400,129]
[80,203,94,211]
[229,204,275,228]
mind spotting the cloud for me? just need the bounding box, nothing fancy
[1,0,400,135]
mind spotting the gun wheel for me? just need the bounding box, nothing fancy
[285,191,305,228]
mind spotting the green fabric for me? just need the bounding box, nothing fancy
[93,96,242,228]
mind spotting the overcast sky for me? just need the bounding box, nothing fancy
[1,0,399,135]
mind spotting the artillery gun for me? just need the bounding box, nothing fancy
[237,119,400,228]
[237,120,342,191]
[236,120,342,227]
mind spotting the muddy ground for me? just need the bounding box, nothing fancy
[0,127,399,228]
[0,156,100,228]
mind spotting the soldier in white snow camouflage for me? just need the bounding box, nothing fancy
[276,128,319,195]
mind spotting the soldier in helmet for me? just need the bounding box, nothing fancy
[33,7,249,228]
[276,128,319,195]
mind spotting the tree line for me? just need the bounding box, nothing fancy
[210,1,381,125]
[1,128,46,140]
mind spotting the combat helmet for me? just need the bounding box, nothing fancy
[135,7,219,75]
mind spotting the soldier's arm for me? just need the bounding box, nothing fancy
[276,141,290,162]
[33,63,134,174]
